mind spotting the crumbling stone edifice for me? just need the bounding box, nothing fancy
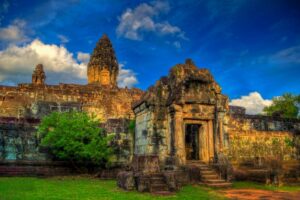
[0,34,299,186]
[133,59,228,165]
[0,34,143,167]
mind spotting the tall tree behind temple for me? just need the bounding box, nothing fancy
[263,93,300,119]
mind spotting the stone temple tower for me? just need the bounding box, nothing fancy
[32,64,46,85]
[87,34,119,87]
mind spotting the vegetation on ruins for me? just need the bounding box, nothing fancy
[38,111,114,168]
[263,93,300,119]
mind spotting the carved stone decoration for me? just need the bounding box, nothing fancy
[32,64,46,85]
[87,34,119,87]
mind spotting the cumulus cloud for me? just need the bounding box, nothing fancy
[230,92,272,115]
[0,19,28,44]
[77,52,90,63]
[0,39,87,85]
[116,1,186,40]
[117,63,138,88]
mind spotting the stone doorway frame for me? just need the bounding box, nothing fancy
[182,119,214,164]
[185,124,200,161]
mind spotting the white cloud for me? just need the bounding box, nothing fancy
[0,19,28,43]
[57,34,69,43]
[116,1,186,40]
[0,39,87,85]
[230,92,272,115]
[117,63,138,88]
[77,52,90,63]
[271,45,300,64]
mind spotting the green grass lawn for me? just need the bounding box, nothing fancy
[0,177,299,200]
[0,177,225,200]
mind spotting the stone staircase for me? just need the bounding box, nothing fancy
[187,160,232,188]
[149,173,170,194]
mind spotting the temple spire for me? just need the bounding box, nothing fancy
[32,64,46,85]
[87,34,119,87]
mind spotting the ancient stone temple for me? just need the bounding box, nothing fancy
[118,59,300,193]
[32,64,46,85]
[133,59,228,166]
[0,34,143,168]
[87,34,119,87]
[1,33,300,186]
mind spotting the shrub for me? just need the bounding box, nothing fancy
[37,111,113,168]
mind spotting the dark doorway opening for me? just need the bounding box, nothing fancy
[185,124,200,160]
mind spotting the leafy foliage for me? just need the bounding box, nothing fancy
[38,111,113,167]
[263,93,300,118]
[128,120,135,134]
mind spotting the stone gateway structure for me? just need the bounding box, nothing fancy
[119,60,300,192]
[133,59,228,166]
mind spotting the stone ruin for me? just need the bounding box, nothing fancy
[118,59,232,192]
[87,34,119,87]
[133,59,228,166]
[117,59,300,192]
[32,64,46,86]
[0,34,143,174]
[0,33,299,189]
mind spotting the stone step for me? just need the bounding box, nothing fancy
[204,179,227,184]
[186,161,232,189]
[150,183,169,193]
[201,174,219,179]
[150,178,165,184]
[150,175,164,179]
[205,182,232,188]
[187,163,207,167]
[195,165,210,168]
[187,160,206,164]
[200,170,216,175]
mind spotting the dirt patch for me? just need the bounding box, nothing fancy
[221,189,300,200]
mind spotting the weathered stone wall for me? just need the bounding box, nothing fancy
[134,103,154,155]
[0,116,134,168]
[228,114,300,132]
[0,117,47,161]
[224,111,300,155]
[223,106,300,149]
[0,84,143,121]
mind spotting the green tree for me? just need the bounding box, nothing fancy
[263,93,300,119]
[37,111,113,168]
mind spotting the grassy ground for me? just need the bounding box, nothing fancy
[0,177,299,200]
[0,177,224,200]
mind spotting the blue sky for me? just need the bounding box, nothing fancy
[0,0,299,113]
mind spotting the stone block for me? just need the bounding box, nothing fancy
[117,171,135,190]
